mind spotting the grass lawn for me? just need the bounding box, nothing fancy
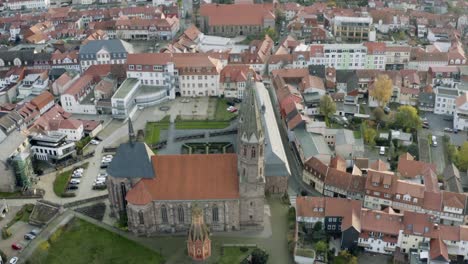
[53,163,88,197]
[31,218,164,264]
[144,117,171,151]
[0,191,22,198]
[219,247,252,264]
[214,99,238,121]
[175,120,230,130]
[5,203,34,228]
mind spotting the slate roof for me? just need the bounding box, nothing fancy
[443,163,463,193]
[107,142,155,179]
[79,39,131,56]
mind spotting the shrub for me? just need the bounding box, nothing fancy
[240,247,249,252]
[1,228,11,239]
[61,192,76,198]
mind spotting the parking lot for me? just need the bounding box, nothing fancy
[0,217,39,262]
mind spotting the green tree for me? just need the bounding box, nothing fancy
[362,122,377,146]
[455,142,468,171]
[333,250,358,264]
[315,241,328,255]
[388,140,395,161]
[313,221,323,231]
[275,9,285,28]
[251,248,269,264]
[394,105,421,132]
[320,95,337,123]
[264,28,278,41]
[373,107,385,123]
[370,75,393,107]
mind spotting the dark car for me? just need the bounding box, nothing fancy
[67,185,78,190]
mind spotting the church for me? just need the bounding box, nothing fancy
[106,79,269,236]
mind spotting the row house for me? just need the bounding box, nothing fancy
[115,17,179,41]
[408,48,448,71]
[0,50,52,70]
[384,45,411,70]
[60,75,97,114]
[126,53,176,99]
[173,53,223,97]
[454,93,468,131]
[296,196,468,261]
[50,50,80,71]
[364,42,386,70]
[427,66,461,88]
[370,9,410,34]
[434,87,460,115]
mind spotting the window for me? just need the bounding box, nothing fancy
[136,65,142,70]
[161,205,168,223]
[251,148,256,158]
[129,65,134,70]
[138,211,144,225]
[212,206,219,222]
[178,206,184,223]
[243,147,247,156]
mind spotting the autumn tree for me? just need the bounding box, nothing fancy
[370,75,393,107]
[320,95,337,123]
[394,105,421,132]
[334,250,358,264]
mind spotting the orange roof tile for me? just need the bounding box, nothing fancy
[126,154,239,205]
[200,4,274,26]
[30,91,54,111]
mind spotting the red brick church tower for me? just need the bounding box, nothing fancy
[187,206,211,261]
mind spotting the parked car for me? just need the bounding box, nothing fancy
[30,229,40,236]
[11,243,22,250]
[432,136,438,147]
[24,233,36,240]
[9,257,19,264]
[444,127,453,133]
[95,177,106,182]
[227,106,238,113]
[383,106,391,114]
[70,179,81,184]
[74,168,84,173]
[90,139,100,145]
[71,174,82,179]
[67,185,79,190]
[98,173,108,178]
[379,146,385,155]
[422,123,430,129]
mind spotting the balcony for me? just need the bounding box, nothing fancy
[384,246,396,252]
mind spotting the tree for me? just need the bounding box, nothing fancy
[315,241,328,255]
[394,105,421,132]
[264,28,277,41]
[319,95,337,123]
[251,248,269,264]
[362,122,377,146]
[313,221,323,232]
[455,142,468,171]
[373,107,385,123]
[333,250,358,264]
[388,140,395,161]
[275,9,285,28]
[370,75,393,107]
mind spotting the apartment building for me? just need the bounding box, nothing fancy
[219,65,259,99]
[322,44,368,70]
[115,17,179,41]
[5,0,49,10]
[385,45,411,70]
[454,93,468,131]
[434,87,460,115]
[332,16,375,42]
[79,39,133,71]
[126,53,176,99]
[173,53,223,97]
[60,75,97,115]
[29,134,75,162]
[364,42,386,70]
[427,66,461,88]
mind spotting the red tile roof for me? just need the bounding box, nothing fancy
[199,4,274,26]
[30,91,54,111]
[430,238,449,262]
[398,152,437,178]
[126,154,239,205]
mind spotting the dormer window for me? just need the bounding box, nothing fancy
[413,198,418,203]
[396,194,400,200]
[383,184,389,189]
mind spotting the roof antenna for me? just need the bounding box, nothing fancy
[128,117,135,144]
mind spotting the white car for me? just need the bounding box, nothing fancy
[94,180,106,185]
[74,168,84,173]
[98,173,108,178]
[379,146,385,155]
[90,140,100,145]
[9,257,18,264]
[96,177,106,182]
[70,179,81,184]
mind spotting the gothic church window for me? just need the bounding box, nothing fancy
[243,147,247,156]
[251,148,256,158]
[138,211,144,225]
[178,206,184,223]
[161,205,168,223]
[212,206,219,222]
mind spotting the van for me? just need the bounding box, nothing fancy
[379,146,385,155]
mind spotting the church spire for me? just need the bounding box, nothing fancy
[128,118,135,143]
[238,73,263,143]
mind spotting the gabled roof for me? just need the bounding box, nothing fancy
[429,238,449,262]
[30,91,54,111]
[79,39,130,54]
[107,142,155,179]
[443,163,462,193]
[125,154,239,205]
